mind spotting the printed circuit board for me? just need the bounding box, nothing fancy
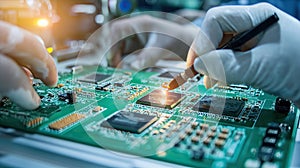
[0,66,298,168]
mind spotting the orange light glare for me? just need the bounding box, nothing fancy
[37,19,49,27]
[158,90,168,105]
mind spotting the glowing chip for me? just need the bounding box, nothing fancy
[137,89,184,109]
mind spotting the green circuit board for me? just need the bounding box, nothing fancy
[0,65,299,168]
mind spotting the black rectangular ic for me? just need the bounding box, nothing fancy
[100,111,157,133]
[158,71,180,79]
[78,73,110,83]
[137,89,184,109]
[192,96,245,117]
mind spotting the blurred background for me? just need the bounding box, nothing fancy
[0,0,299,61]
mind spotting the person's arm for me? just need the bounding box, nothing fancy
[89,15,199,70]
[0,21,57,110]
[187,3,300,107]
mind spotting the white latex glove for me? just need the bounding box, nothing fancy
[0,21,57,110]
[90,15,199,70]
[187,3,300,106]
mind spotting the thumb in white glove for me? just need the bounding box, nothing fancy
[188,3,300,106]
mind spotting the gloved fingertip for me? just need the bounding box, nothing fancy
[203,76,218,89]
[194,57,208,75]
[33,92,41,108]
[6,88,41,110]
[39,71,57,88]
[186,48,198,68]
[24,91,41,110]
[36,57,57,88]
[46,74,58,88]
[46,55,58,87]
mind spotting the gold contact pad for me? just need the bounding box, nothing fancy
[26,117,43,127]
[49,113,85,130]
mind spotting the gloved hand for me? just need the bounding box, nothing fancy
[90,15,199,69]
[0,21,57,110]
[187,3,300,106]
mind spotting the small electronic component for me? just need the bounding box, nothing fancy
[78,73,111,83]
[57,83,64,88]
[137,89,184,109]
[203,138,212,145]
[191,136,200,143]
[258,146,275,162]
[58,91,77,104]
[100,111,158,133]
[49,113,85,130]
[215,139,225,148]
[192,96,245,117]
[114,82,124,87]
[257,123,282,162]
[218,133,229,140]
[191,149,205,160]
[262,137,277,146]
[92,106,103,112]
[71,65,84,73]
[74,88,82,92]
[95,82,111,91]
[275,97,291,114]
[95,83,111,91]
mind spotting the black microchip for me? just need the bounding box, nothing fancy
[78,73,110,83]
[100,111,157,133]
[141,67,166,73]
[136,89,184,109]
[192,96,245,117]
[158,71,180,79]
